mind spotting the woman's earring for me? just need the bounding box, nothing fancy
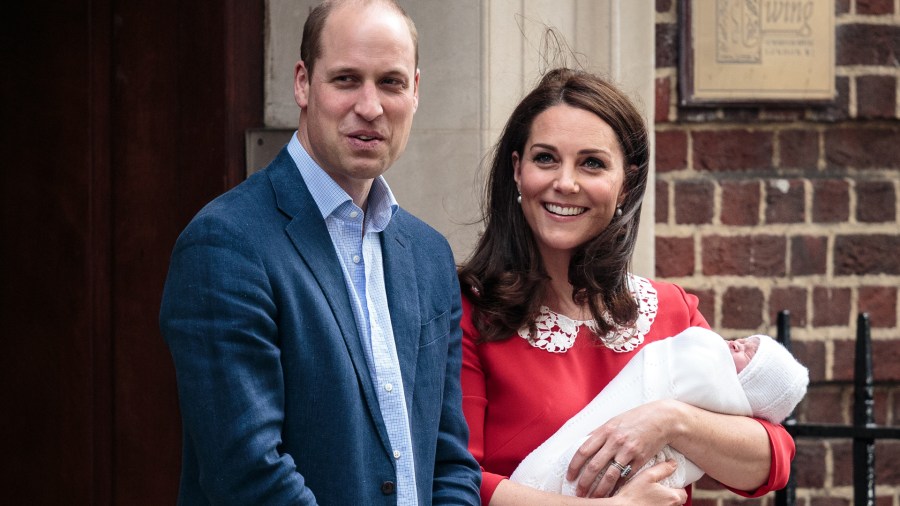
[517,192,522,204]
[616,206,622,217]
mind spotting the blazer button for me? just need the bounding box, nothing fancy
[380,481,396,495]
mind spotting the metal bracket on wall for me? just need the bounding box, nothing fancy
[245,128,295,177]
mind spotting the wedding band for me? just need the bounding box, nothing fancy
[610,460,632,478]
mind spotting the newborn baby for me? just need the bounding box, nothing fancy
[510,326,809,494]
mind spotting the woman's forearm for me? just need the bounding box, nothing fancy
[666,400,772,491]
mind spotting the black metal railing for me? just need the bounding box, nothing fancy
[774,311,900,506]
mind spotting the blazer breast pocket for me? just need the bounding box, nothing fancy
[419,309,450,349]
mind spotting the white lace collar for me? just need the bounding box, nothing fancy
[517,274,658,353]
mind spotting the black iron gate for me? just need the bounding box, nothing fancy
[774,311,900,506]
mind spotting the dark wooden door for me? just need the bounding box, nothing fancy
[0,1,263,504]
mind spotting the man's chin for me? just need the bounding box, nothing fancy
[345,157,393,178]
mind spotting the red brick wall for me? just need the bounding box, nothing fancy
[655,1,900,504]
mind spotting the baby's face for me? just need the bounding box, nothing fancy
[729,336,760,373]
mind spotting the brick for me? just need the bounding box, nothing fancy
[759,107,805,122]
[835,234,900,275]
[722,498,764,506]
[765,179,805,223]
[779,129,819,169]
[825,127,900,169]
[655,236,694,277]
[876,441,900,484]
[832,339,900,384]
[803,386,846,423]
[833,339,857,381]
[655,180,669,224]
[680,107,720,123]
[702,235,787,276]
[859,286,898,328]
[836,0,851,14]
[875,387,891,426]
[857,75,896,119]
[857,0,894,15]
[812,287,852,327]
[812,179,850,223]
[805,497,851,506]
[721,286,764,329]
[807,76,851,122]
[686,287,716,326]
[655,77,671,124]
[720,181,760,226]
[656,129,687,171]
[793,393,810,420]
[795,439,828,487]
[656,0,672,13]
[720,107,759,122]
[893,388,900,426]
[770,287,808,327]
[655,22,677,69]
[873,340,900,381]
[856,180,896,223]
[791,235,828,276]
[693,130,773,172]
[836,24,900,66]
[833,440,854,486]
[674,180,714,224]
[791,340,825,383]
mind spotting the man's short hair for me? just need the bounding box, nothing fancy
[300,0,419,77]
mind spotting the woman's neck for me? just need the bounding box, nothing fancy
[540,250,589,320]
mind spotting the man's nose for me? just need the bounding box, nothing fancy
[354,82,383,121]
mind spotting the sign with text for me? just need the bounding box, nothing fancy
[682,0,835,104]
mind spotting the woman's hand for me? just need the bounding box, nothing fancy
[610,460,687,505]
[489,461,687,506]
[566,399,682,498]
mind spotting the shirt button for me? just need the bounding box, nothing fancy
[350,210,359,219]
[381,481,395,495]
[384,383,393,392]
[393,449,401,459]
[352,255,360,264]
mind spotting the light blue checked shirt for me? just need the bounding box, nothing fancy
[288,134,418,505]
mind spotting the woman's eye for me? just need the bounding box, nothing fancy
[533,153,554,164]
[584,157,605,169]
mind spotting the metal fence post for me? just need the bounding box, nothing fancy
[853,313,875,506]
[775,310,796,506]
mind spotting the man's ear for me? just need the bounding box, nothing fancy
[294,61,310,109]
[412,68,420,113]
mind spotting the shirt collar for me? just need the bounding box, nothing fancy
[287,132,398,231]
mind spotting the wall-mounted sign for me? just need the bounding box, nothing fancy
[681,0,835,105]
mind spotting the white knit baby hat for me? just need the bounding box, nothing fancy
[737,334,810,423]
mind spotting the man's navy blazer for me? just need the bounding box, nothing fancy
[160,148,481,505]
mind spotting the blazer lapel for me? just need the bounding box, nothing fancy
[381,218,420,408]
[266,148,392,452]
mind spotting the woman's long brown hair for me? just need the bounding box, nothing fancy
[458,68,650,343]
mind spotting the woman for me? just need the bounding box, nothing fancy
[458,68,794,505]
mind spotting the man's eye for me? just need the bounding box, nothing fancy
[382,78,407,89]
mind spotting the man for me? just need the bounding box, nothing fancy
[159,0,481,503]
